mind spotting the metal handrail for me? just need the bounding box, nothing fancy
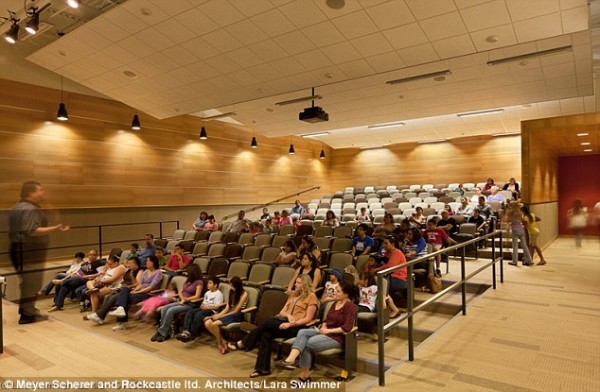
[0,220,180,266]
[221,185,321,221]
[376,229,505,385]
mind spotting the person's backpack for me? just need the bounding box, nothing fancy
[427,259,442,294]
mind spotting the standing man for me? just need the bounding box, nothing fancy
[9,181,70,324]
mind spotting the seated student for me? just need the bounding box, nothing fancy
[351,223,374,257]
[278,209,293,226]
[227,275,318,378]
[271,211,282,226]
[154,247,168,268]
[322,210,340,228]
[291,200,305,216]
[176,275,225,343]
[151,264,203,342]
[287,253,322,294]
[302,206,314,220]
[483,177,495,191]
[193,211,209,231]
[85,255,126,314]
[262,218,274,234]
[356,207,371,223]
[393,218,411,243]
[487,186,505,203]
[292,216,302,233]
[163,243,190,274]
[297,236,322,264]
[454,183,465,196]
[276,283,359,383]
[204,276,248,354]
[228,210,249,233]
[425,220,457,271]
[402,227,427,260]
[83,257,142,323]
[373,213,396,237]
[456,197,473,216]
[40,251,85,296]
[54,249,103,313]
[502,178,520,200]
[129,243,140,260]
[259,207,270,220]
[372,236,407,294]
[274,240,297,266]
[108,255,163,331]
[203,215,218,231]
[470,187,483,203]
[321,268,342,304]
[468,209,488,247]
[409,207,427,227]
[248,221,262,235]
[357,272,401,318]
[474,196,494,232]
[437,210,458,238]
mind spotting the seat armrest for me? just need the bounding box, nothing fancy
[241,306,258,314]
[306,318,320,327]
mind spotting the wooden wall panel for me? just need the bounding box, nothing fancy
[328,136,522,190]
[0,79,330,208]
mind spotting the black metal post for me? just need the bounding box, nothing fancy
[159,222,163,239]
[407,264,415,361]
[492,232,497,289]
[98,226,103,258]
[376,272,386,386]
[461,246,467,315]
[499,230,504,283]
[0,281,4,354]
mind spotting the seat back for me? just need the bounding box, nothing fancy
[313,237,332,252]
[330,238,353,253]
[179,240,195,253]
[254,289,289,326]
[272,235,289,249]
[279,225,296,236]
[109,247,122,259]
[241,245,262,262]
[193,257,211,274]
[296,225,313,236]
[260,247,281,263]
[183,230,197,241]
[192,242,210,257]
[355,254,370,273]
[333,226,352,238]
[459,223,477,235]
[227,261,250,281]
[246,263,273,284]
[194,230,210,242]
[254,234,273,248]
[314,226,333,237]
[223,231,239,244]
[223,243,243,260]
[208,231,224,243]
[165,240,178,253]
[170,275,188,293]
[171,229,185,241]
[207,243,226,257]
[119,249,132,264]
[206,258,229,277]
[269,266,296,289]
[329,252,353,270]
[237,232,255,246]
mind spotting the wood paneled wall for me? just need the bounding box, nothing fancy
[328,135,522,190]
[0,79,330,208]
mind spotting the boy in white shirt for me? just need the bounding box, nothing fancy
[176,276,224,342]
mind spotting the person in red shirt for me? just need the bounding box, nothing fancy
[372,236,407,293]
[424,220,456,270]
[163,243,190,274]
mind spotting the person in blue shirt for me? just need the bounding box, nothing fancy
[351,223,375,257]
[138,234,157,268]
[291,200,305,216]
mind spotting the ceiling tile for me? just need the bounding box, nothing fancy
[469,24,518,51]
[506,0,560,22]
[226,48,266,68]
[365,1,415,30]
[454,0,496,9]
[204,54,243,74]
[149,0,197,16]
[228,69,261,86]
[405,0,457,19]
[103,9,148,36]
[295,49,334,69]
[513,13,563,42]
[199,0,246,27]
[559,0,587,9]
[322,42,362,64]
[180,37,221,60]
[249,39,290,62]
[432,35,476,59]
[250,8,296,36]
[274,31,317,55]
[313,0,364,18]
[561,6,588,34]
[118,36,156,59]
[383,23,428,49]
[142,52,180,73]
[351,32,394,57]
[246,63,283,81]
[459,0,511,32]
[336,59,376,79]
[396,43,440,66]
[366,51,406,73]
[332,10,379,39]
[279,0,327,29]
[162,45,199,67]
[301,21,346,47]
[185,61,221,80]
[87,19,130,43]
[419,12,468,41]
[202,29,244,53]
[225,20,269,46]
[154,18,196,44]
[230,0,274,17]
[173,9,219,36]
[134,28,175,52]
[208,74,240,90]
[270,57,307,76]
[169,67,201,86]
[121,1,172,24]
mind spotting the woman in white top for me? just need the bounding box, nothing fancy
[322,210,340,228]
[85,255,126,313]
[456,197,473,216]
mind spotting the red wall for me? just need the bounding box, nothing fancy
[557,154,600,235]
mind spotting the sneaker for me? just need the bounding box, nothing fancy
[112,322,128,331]
[51,279,62,285]
[108,306,126,318]
[48,306,61,312]
[508,262,518,266]
[435,268,442,278]
[176,331,192,342]
[86,313,104,325]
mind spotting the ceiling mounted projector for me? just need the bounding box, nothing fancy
[298,87,329,123]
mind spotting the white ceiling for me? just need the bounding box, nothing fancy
[9,0,597,148]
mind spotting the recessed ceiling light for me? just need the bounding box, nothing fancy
[519,60,528,66]
[433,76,446,82]
[123,70,137,78]
[521,104,532,108]
[324,72,334,79]
[266,108,274,112]
[140,8,153,16]
[301,132,330,138]
[584,149,593,152]
[326,0,345,9]
[58,50,67,57]
[581,142,591,145]
[486,35,499,43]
[577,133,589,136]
[457,108,504,118]
[368,121,405,129]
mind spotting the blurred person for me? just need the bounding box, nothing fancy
[567,199,588,248]
[9,181,70,324]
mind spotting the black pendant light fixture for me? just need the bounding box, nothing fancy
[320,149,325,159]
[199,126,208,140]
[251,136,257,148]
[56,77,68,121]
[289,144,295,155]
[131,114,141,130]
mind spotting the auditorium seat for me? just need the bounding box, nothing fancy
[239,245,262,264]
[226,261,250,282]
